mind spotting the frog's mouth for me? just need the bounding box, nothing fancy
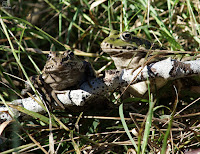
[101,41,141,54]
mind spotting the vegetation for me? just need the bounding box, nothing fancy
[0,0,200,153]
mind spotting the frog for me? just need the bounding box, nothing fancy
[101,30,166,70]
[101,30,169,96]
[22,50,95,109]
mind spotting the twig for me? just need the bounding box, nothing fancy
[1,58,200,121]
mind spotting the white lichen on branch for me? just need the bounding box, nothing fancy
[1,58,200,121]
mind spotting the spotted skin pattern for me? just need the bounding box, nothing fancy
[101,30,165,70]
[22,50,95,109]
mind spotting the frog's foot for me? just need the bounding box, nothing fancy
[51,91,65,109]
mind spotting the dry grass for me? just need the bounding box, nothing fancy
[0,0,200,153]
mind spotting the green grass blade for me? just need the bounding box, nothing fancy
[186,0,200,35]
[122,0,128,30]
[108,0,112,30]
[141,100,155,154]
[0,16,66,49]
[137,0,183,50]
[141,77,155,154]
[44,0,84,32]
[59,0,62,41]
[10,104,57,127]
[161,87,179,153]
[119,103,138,150]
[1,143,35,154]
[66,8,79,44]
[161,115,173,154]
[0,16,46,110]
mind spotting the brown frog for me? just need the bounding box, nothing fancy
[22,50,95,109]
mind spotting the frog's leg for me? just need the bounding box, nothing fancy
[51,90,65,109]
[39,75,65,110]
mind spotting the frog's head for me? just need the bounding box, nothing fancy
[101,30,153,55]
[44,50,77,72]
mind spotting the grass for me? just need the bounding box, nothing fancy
[0,0,200,153]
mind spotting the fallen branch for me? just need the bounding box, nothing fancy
[1,58,200,121]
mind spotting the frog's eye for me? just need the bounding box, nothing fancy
[47,52,57,59]
[68,51,74,57]
[62,52,74,62]
[121,32,132,42]
[47,52,53,59]
[63,50,74,58]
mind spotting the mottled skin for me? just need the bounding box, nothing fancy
[22,50,95,109]
[101,31,200,98]
[101,30,167,96]
[101,30,165,70]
